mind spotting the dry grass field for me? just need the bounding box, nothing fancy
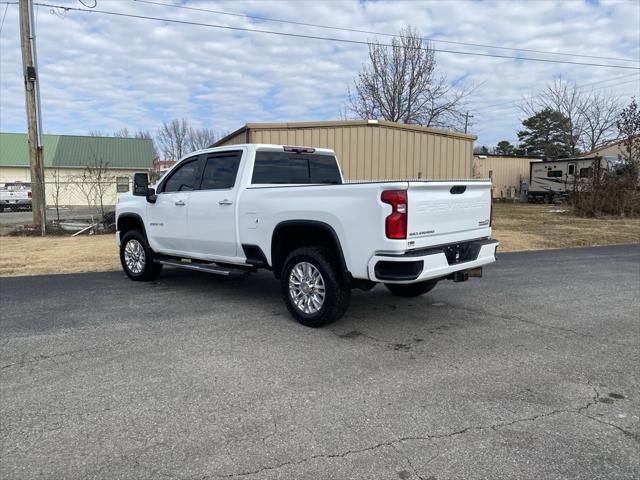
[0,235,118,277]
[1,203,638,277]
[492,203,640,251]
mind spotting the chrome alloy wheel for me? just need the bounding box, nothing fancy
[289,261,326,314]
[124,239,146,274]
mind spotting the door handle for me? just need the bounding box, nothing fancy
[219,199,233,206]
[174,200,186,206]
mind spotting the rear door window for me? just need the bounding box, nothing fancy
[252,152,342,184]
[199,152,242,190]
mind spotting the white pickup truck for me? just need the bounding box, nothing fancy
[0,183,32,211]
[116,144,498,327]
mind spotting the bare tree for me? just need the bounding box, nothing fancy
[521,79,622,155]
[74,158,115,218]
[133,130,153,140]
[521,79,585,155]
[617,97,640,181]
[187,127,220,151]
[113,128,153,139]
[113,127,131,138]
[347,26,472,131]
[157,118,190,161]
[48,168,68,222]
[580,92,622,152]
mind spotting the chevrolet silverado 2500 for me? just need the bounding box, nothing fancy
[116,144,498,327]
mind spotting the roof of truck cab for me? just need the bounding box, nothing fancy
[191,144,337,157]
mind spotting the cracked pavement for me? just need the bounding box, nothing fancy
[1,245,639,479]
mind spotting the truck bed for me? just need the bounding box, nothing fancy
[240,179,492,279]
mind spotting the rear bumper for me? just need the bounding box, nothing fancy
[367,238,499,283]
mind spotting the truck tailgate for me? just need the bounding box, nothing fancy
[406,181,492,249]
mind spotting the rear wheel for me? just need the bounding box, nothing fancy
[120,230,163,281]
[280,246,350,328]
[385,279,438,297]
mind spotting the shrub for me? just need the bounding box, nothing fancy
[569,159,640,217]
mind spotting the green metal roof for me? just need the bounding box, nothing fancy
[0,133,155,169]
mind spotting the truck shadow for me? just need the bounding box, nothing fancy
[154,268,474,343]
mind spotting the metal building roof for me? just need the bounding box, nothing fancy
[212,119,476,147]
[0,133,155,169]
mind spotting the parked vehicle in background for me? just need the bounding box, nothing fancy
[116,144,498,327]
[0,183,32,211]
[528,156,619,203]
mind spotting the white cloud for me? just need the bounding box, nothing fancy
[0,0,638,147]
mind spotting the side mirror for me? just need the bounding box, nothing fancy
[133,173,157,203]
[133,173,149,196]
[147,187,157,204]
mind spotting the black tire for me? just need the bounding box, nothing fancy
[119,230,163,281]
[385,279,438,297]
[280,246,351,328]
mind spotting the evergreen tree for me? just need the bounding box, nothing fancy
[517,108,572,157]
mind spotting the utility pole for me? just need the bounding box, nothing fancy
[19,0,46,235]
[464,111,474,134]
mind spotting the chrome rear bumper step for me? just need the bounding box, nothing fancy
[155,259,249,277]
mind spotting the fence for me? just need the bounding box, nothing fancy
[1,178,133,222]
[42,177,130,210]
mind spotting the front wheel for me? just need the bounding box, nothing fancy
[385,279,438,297]
[120,230,163,281]
[280,246,351,328]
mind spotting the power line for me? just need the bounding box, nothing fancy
[471,75,639,113]
[469,72,640,110]
[477,87,638,115]
[572,72,640,89]
[33,2,640,70]
[133,0,639,64]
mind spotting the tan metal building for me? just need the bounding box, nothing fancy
[473,154,542,199]
[213,120,476,181]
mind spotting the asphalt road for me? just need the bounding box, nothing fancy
[1,245,639,479]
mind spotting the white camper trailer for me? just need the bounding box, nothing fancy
[527,156,617,202]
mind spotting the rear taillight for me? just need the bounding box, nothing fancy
[27,191,32,198]
[381,190,407,239]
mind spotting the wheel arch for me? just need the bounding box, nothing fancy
[117,213,147,239]
[271,220,350,280]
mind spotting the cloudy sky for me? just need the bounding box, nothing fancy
[0,0,638,147]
